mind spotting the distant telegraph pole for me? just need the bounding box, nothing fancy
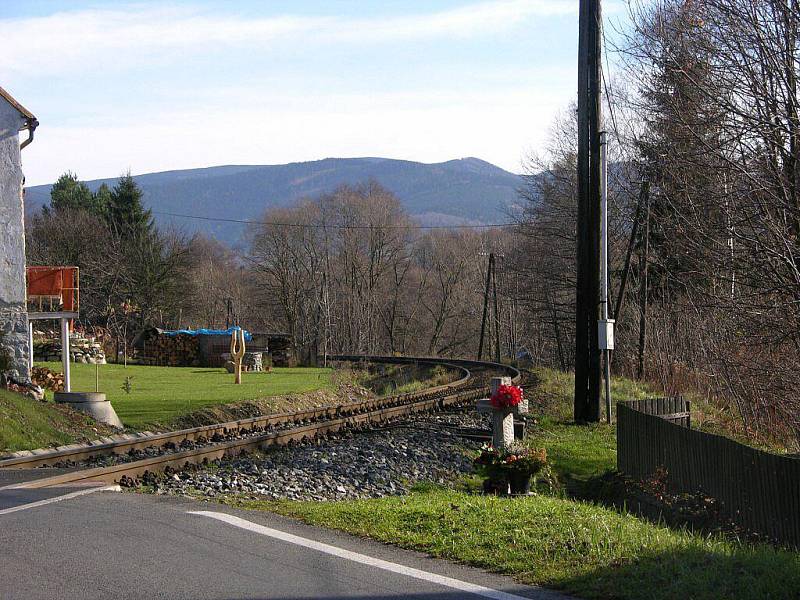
[574,0,603,423]
[477,252,495,361]
[491,256,501,364]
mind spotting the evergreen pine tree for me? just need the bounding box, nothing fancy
[635,1,723,295]
[48,171,94,213]
[91,183,112,218]
[108,173,153,240]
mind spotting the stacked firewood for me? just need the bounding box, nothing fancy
[34,333,107,364]
[268,336,294,367]
[141,333,201,366]
[31,366,64,392]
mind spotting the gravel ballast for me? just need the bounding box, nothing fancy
[145,411,489,501]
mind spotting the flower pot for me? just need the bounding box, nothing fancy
[508,471,532,495]
[482,476,509,496]
[481,465,509,495]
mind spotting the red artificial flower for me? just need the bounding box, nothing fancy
[490,384,523,409]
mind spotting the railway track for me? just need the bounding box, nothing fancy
[0,356,520,490]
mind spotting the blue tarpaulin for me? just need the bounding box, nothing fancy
[161,326,252,341]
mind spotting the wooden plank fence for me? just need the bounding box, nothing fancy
[617,398,800,546]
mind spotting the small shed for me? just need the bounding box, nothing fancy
[132,327,299,367]
[250,332,294,367]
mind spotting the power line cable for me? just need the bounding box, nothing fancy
[601,29,622,147]
[152,210,520,231]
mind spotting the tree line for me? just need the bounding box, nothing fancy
[28,173,190,347]
[248,182,503,363]
[28,0,800,446]
[514,0,800,446]
[27,175,518,365]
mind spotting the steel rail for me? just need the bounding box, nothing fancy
[11,386,489,489]
[2,356,517,489]
[0,359,470,470]
[330,355,521,384]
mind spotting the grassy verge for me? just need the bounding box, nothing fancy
[231,489,800,600]
[357,364,458,396]
[216,366,800,599]
[528,367,656,487]
[0,388,109,451]
[37,362,333,429]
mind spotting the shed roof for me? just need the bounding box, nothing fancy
[0,86,37,128]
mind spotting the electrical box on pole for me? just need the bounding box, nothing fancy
[598,319,614,350]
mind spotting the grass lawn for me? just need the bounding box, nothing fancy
[0,387,110,452]
[529,367,657,486]
[244,488,800,600]
[37,362,333,429]
[218,366,800,600]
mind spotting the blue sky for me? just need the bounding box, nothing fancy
[1,1,620,185]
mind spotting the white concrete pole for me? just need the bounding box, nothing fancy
[600,131,609,325]
[490,376,514,449]
[599,130,612,423]
[61,317,71,393]
[28,321,34,372]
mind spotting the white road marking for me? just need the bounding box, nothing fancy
[190,510,538,600]
[0,485,119,515]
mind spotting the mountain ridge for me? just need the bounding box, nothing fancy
[24,156,523,247]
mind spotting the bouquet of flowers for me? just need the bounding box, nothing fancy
[498,446,547,476]
[473,443,547,478]
[473,443,504,482]
[474,443,503,469]
[490,384,523,410]
[473,443,547,495]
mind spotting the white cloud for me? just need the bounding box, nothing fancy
[21,85,570,183]
[7,1,584,184]
[1,1,575,75]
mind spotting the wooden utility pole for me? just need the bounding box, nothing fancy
[587,0,603,421]
[574,0,591,421]
[225,298,234,328]
[492,257,501,363]
[574,0,603,422]
[477,253,494,361]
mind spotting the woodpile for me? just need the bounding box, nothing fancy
[141,333,200,367]
[268,336,294,367]
[31,365,64,392]
[133,328,293,368]
[34,332,107,364]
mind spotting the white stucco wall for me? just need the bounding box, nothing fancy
[0,99,30,381]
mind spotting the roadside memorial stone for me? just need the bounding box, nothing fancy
[476,377,527,449]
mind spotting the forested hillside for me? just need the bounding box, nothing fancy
[25,157,522,246]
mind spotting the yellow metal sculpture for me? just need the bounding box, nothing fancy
[230,328,245,384]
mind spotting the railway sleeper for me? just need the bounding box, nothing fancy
[2,356,516,487]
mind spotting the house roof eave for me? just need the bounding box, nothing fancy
[0,85,37,129]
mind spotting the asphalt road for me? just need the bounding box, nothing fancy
[0,467,74,487]
[0,487,570,600]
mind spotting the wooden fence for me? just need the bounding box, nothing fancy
[617,398,800,546]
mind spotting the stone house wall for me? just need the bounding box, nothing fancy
[0,99,30,381]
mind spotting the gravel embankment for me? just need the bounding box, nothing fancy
[147,411,488,501]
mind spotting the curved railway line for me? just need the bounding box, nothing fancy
[0,356,520,490]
